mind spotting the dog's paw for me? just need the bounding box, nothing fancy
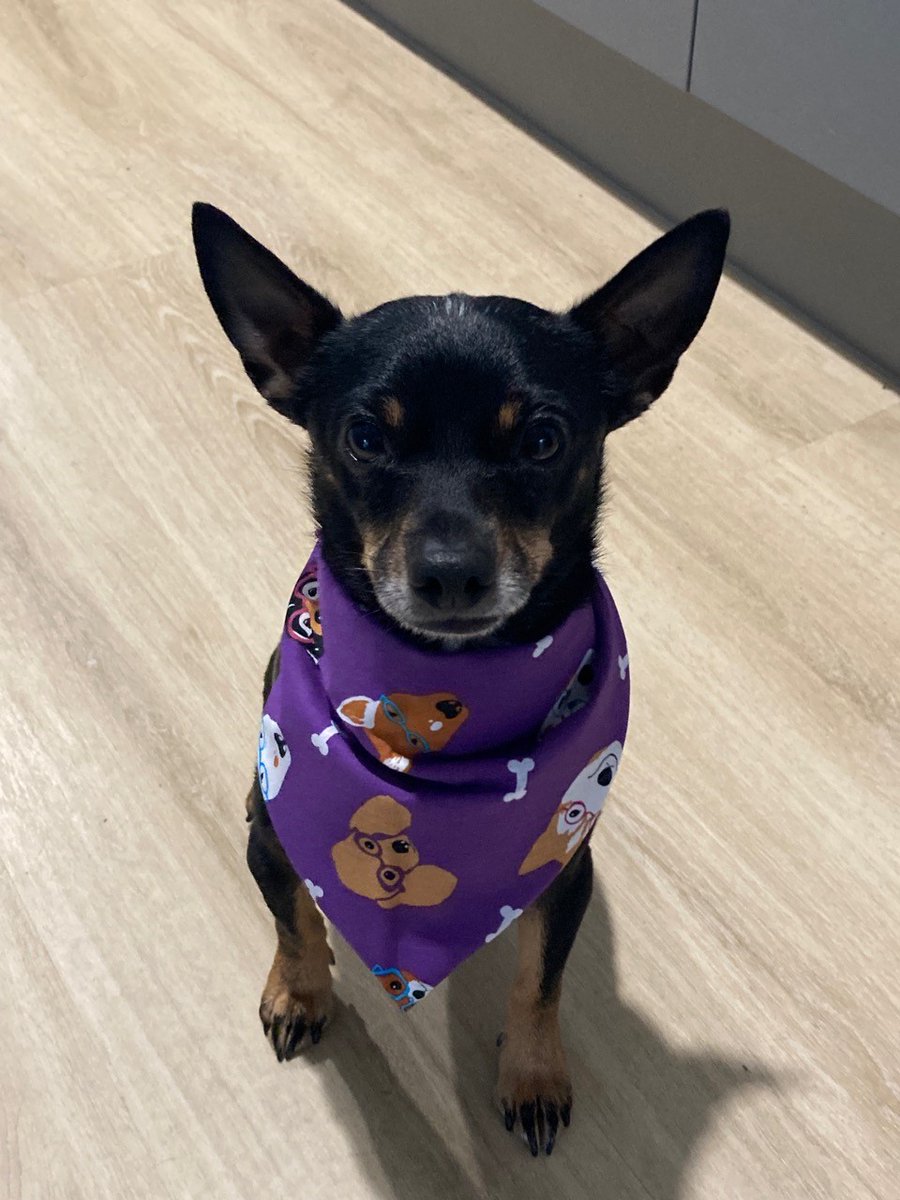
[259,975,334,1062]
[495,1029,573,1156]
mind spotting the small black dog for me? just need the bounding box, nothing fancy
[192,201,728,1155]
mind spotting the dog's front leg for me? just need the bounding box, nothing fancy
[245,645,334,1058]
[246,791,334,1060]
[496,842,593,1155]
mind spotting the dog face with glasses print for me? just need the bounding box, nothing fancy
[337,690,469,772]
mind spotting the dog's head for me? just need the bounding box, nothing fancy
[373,691,468,755]
[339,691,469,759]
[371,964,432,1010]
[557,740,623,827]
[257,714,291,802]
[519,741,623,875]
[193,204,728,642]
[331,794,457,908]
[285,568,323,658]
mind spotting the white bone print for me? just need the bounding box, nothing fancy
[304,878,324,900]
[311,722,339,755]
[503,757,535,802]
[485,904,524,943]
[618,652,629,680]
[533,635,554,658]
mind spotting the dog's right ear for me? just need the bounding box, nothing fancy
[191,203,342,421]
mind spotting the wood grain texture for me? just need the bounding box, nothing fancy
[1,2,897,1197]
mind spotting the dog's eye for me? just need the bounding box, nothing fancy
[346,419,386,463]
[521,421,562,463]
[594,751,619,785]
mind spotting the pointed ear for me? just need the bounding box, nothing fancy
[570,209,729,430]
[191,203,342,421]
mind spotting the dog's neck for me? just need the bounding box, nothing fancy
[319,531,598,652]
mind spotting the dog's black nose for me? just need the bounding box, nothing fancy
[409,537,496,612]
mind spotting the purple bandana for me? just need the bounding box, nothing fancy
[259,544,629,1010]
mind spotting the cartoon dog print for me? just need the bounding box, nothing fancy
[331,794,458,908]
[337,692,469,772]
[258,714,292,802]
[371,964,433,1010]
[519,741,623,874]
[540,649,596,734]
[285,568,323,661]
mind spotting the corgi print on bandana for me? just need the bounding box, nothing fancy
[337,691,469,772]
[331,795,459,908]
[519,741,623,875]
[257,714,291,802]
[371,964,433,1010]
[261,543,628,1009]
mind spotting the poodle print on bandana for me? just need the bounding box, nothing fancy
[331,795,459,908]
[260,544,629,1008]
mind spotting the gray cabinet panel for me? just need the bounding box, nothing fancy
[535,0,695,88]
[691,1,900,215]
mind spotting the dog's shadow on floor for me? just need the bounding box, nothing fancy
[324,877,776,1199]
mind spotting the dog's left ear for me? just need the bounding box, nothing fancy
[191,202,342,421]
[570,209,729,430]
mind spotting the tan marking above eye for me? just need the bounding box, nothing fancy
[382,396,404,428]
[497,398,521,432]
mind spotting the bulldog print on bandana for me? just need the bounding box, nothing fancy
[259,544,629,1009]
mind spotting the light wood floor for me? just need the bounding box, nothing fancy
[1,1,897,1197]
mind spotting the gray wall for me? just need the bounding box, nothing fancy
[690,0,900,214]
[538,1,900,218]
[349,0,900,380]
[534,0,696,88]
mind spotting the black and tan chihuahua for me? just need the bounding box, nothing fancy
[192,201,728,1155]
